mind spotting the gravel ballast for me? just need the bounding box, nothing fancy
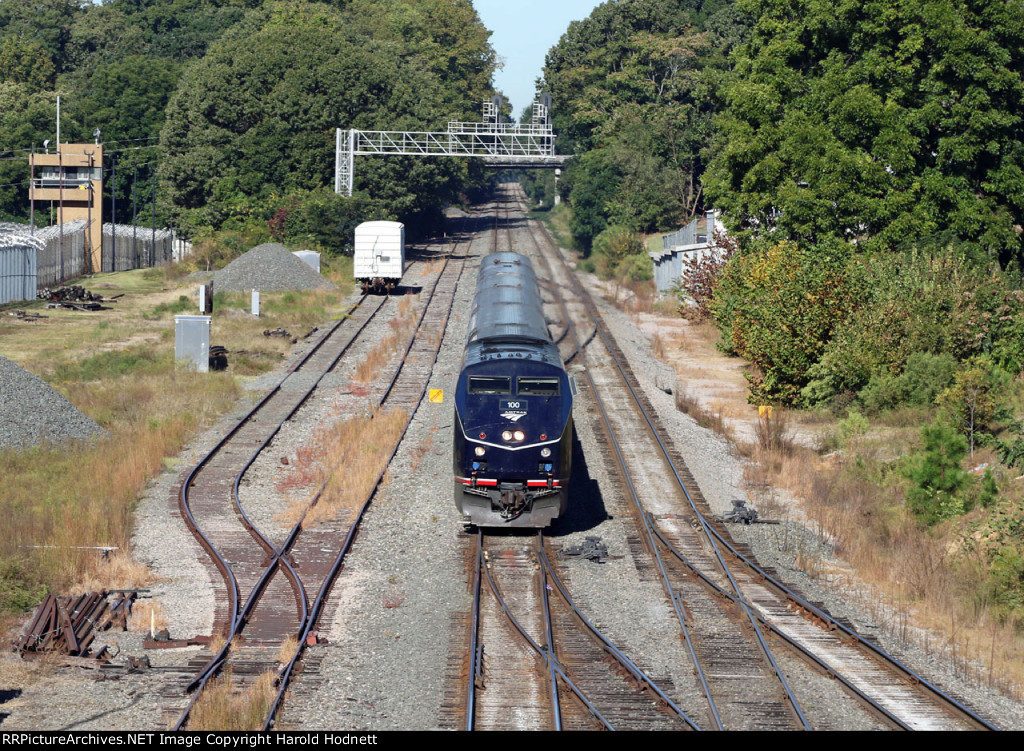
[4,202,1024,731]
[213,243,336,293]
[0,356,105,449]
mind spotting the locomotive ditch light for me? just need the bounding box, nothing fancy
[540,447,551,458]
[475,446,486,457]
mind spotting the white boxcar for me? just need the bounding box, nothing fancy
[354,220,404,293]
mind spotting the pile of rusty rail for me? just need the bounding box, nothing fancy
[15,591,135,660]
[38,285,119,312]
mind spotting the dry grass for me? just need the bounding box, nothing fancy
[277,635,299,665]
[418,259,445,278]
[69,553,153,596]
[353,295,418,383]
[752,408,794,455]
[651,332,667,360]
[745,435,1024,697]
[128,599,168,636]
[278,408,409,526]
[0,266,354,620]
[187,670,276,731]
[675,388,728,436]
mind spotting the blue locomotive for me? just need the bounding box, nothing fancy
[453,252,573,527]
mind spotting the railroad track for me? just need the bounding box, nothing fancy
[511,182,996,731]
[453,529,697,731]
[168,206,492,729]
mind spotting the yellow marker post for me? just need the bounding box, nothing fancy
[429,389,443,430]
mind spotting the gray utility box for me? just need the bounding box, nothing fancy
[293,250,321,273]
[175,315,211,372]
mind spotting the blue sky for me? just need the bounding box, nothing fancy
[473,1,603,119]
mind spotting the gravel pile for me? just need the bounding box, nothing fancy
[0,356,105,449]
[213,243,336,292]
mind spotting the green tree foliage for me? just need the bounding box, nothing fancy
[800,248,1024,406]
[591,224,650,280]
[267,188,393,255]
[904,420,970,526]
[936,356,1011,457]
[0,37,57,90]
[712,238,854,404]
[158,0,496,236]
[541,0,741,249]
[0,0,84,74]
[0,83,83,222]
[705,0,1024,264]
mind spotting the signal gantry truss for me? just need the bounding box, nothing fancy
[334,101,568,196]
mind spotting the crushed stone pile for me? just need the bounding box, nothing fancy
[0,357,105,449]
[213,243,336,293]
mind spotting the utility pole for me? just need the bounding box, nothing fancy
[111,154,116,272]
[132,164,138,268]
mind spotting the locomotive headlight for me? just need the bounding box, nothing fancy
[502,430,513,441]
[474,446,486,457]
[513,430,525,442]
[540,448,551,458]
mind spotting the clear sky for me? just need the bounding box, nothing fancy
[472,1,603,119]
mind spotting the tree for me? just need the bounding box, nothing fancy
[905,420,970,526]
[0,38,56,91]
[158,0,496,236]
[0,0,84,74]
[712,237,854,404]
[937,356,1010,457]
[540,0,731,242]
[705,0,1024,264]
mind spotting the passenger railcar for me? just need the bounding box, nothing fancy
[453,252,573,527]
[354,220,404,294]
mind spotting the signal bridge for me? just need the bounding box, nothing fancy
[335,100,569,196]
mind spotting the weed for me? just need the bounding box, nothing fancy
[187,670,276,731]
[277,635,299,665]
[128,599,168,636]
[753,408,793,455]
[279,409,409,526]
[675,388,727,435]
[145,295,193,320]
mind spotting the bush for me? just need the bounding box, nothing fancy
[858,351,958,413]
[802,248,1024,405]
[677,232,738,322]
[591,224,647,280]
[712,238,854,404]
[904,420,970,526]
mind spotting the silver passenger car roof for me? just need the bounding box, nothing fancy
[466,252,551,346]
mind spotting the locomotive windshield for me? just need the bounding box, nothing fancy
[469,376,511,394]
[517,377,560,396]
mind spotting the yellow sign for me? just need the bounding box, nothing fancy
[758,405,773,419]
[429,389,444,403]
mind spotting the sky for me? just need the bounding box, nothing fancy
[472,1,604,119]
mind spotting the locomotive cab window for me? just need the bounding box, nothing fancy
[517,377,560,396]
[469,376,511,394]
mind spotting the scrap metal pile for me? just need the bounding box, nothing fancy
[15,591,135,661]
[37,286,118,311]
